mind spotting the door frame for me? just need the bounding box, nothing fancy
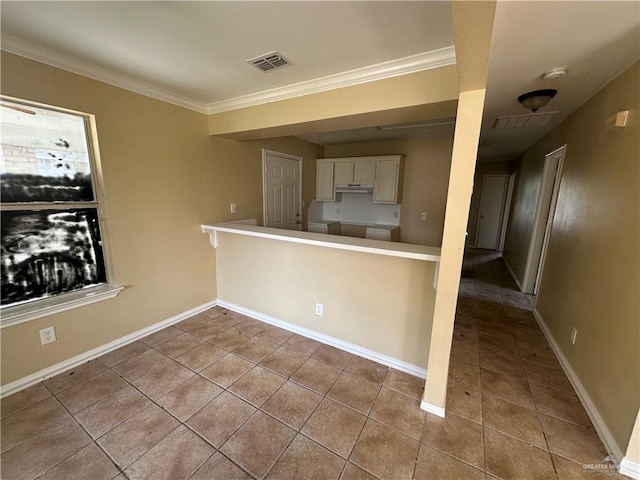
[522,145,566,294]
[474,173,510,250]
[498,172,516,252]
[262,149,303,230]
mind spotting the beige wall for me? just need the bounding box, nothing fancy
[0,53,323,385]
[467,160,513,247]
[502,151,545,283]
[208,136,323,230]
[506,62,639,453]
[0,52,217,384]
[215,232,436,368]
[325,130,455,246]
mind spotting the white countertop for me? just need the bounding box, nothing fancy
[202,222,440,262]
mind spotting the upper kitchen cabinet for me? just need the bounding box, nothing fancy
[333,159,377,185]
[316,155,404,204]
[316,160,335,201]
[373,156,403,204]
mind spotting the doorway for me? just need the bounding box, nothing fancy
[522,145,566,294]
[262,149,302,230]
[475,174,510,250]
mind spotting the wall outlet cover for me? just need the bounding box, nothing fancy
[39,326,57,345]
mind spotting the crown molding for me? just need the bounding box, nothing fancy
[1,34,208,114]
[206,46,456,114]
[1,34,455,117]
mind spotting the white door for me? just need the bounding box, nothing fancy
[263,150,302,230]
[476,174,509,250]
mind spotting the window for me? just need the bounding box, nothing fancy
[1,96,121,327]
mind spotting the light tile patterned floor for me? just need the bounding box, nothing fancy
[0,250,624,479]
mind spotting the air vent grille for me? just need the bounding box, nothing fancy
[247,51,289,72]
[493,112,558,129]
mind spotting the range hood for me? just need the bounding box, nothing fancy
[335,184,374,194]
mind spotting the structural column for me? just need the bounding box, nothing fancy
[421,89,486,415]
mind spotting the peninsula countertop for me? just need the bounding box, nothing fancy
[201,222,440,262]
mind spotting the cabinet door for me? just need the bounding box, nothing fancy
[333,161,354,184]
[374,159,399,204]
[365,228,391,241]
[354,161,376,184]
[316,162,335,201]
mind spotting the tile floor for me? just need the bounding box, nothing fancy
[0,249,625,480]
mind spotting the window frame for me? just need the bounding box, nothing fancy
[1,95,122,328]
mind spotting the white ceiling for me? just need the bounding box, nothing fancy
[478,0,640,162]
[0,1,453,107]
[1,1,638,162]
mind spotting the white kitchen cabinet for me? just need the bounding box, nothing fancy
[374,158,401,204]
[316,160,335,201]
[354,161,376,183]
[308,221,341,234]
[316,155,403,204]
[366,226,399,242]
[333,161,353,185]
[332,160,376,185]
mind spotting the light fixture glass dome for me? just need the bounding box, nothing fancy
[517,89,558,112]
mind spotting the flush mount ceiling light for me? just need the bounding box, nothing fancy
[517,89,558,112]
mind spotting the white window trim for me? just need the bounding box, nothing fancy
[1,284,124,328]
[0,96,121,327]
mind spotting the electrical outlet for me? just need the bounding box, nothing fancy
[315,303,323,316]
[230,202,237,214]
[570,327,577,345]
[336,207,340,214]
[421,212,427,221]
[39,326,57,345]
[393,210,399,219]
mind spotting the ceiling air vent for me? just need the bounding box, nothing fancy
[493,112,558,129]
[247,51,289,72]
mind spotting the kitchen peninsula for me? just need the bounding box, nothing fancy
[201,221,441,376]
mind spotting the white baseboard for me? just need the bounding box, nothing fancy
[0,300,218,398]
[620,457,640,480]
[217,299,427,379]
[532,308,624,464]
[421,400,445,417]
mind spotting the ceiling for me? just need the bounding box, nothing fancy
[0,1,453,107]
[1,1,639,162]
[478,0,640,162]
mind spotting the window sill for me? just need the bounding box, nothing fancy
[1,285,124,329]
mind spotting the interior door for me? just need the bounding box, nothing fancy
[476,174,509,250]
[263,150,302,230]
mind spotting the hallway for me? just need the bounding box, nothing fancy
[445,248,623,478]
